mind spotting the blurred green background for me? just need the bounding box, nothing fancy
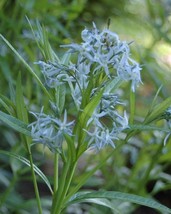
[1,0,171,213]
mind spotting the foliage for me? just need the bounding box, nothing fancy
[1,0,171,214]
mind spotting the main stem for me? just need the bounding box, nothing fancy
[28,148,42,214]
[130,89,135,125]
[51,161,77,214]
[54,153,59,193]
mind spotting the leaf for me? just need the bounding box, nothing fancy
[84,198,121,213]
[26,17,59,62]
[0,150,53,194]
[125,97,171,141]
[75,89,104,150]
[105,76,123,93]
[129,124,170,132]
[79,89,104,129]
[16,73,28,123]
[67,191,171,213]
[0,34,51,99]
[144,96,171,124]
[0,94,15,113]
[0,96,13,114]
[0,110,31,136]
[55,84,66,115]
[147,85,163,116]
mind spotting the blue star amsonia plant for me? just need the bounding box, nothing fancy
[1,22,171,214]
[32,24,134,153]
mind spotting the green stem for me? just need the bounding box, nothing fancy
[51,160,70,214]
[51,161,77,214]
[130,89,135,125]
[54,153,59,193]
[22,133,43,214]
[28,147,42,214]
[63,149,118,204]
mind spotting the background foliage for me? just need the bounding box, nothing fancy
[1,0,171,213]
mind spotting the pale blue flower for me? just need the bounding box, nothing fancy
[61,23,142,91]
[101,93,120,111]
[85,92,129,150]
[86,127,118,150]
[114,111,129,131]
[81,28,93,42]
[87,110,107,128]
[86,93,121,128]
[35,61,75,88]
[29,109,74,152]
[116,55,142,92]
[165,106,171,118]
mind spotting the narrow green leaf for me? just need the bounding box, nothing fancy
[144,96,171,124]
[55,84,66,115]
[0,150,53,194]
[147,85,163,116]
[125,124,170,142]
[64,150,117,203]
[16,73,28,123]
[79,89,104,129]
[64,134,76,162]
[129,124,170,132]
[9,81,16,104]
[15,73,32,151]
[26,17,59,62]
[0,94,15,113]
[67,191,171,213]
[61,52,71,65]
[75,89,104,149]
[105,77,123,93]
[85,198,121,213]
[0,34,51,99]
[0,110,30,136]
[0,97,12,114]
[0,57,13,83]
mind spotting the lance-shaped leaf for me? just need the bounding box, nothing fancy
[0,150,53,194]
[0,110,30,136]
[144,96,171,124]
[66,191,171,213]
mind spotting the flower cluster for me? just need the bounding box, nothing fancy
[86,93,128,150]
[30,109,74,152]
[62,23,142,92]
[30,23,142,152]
